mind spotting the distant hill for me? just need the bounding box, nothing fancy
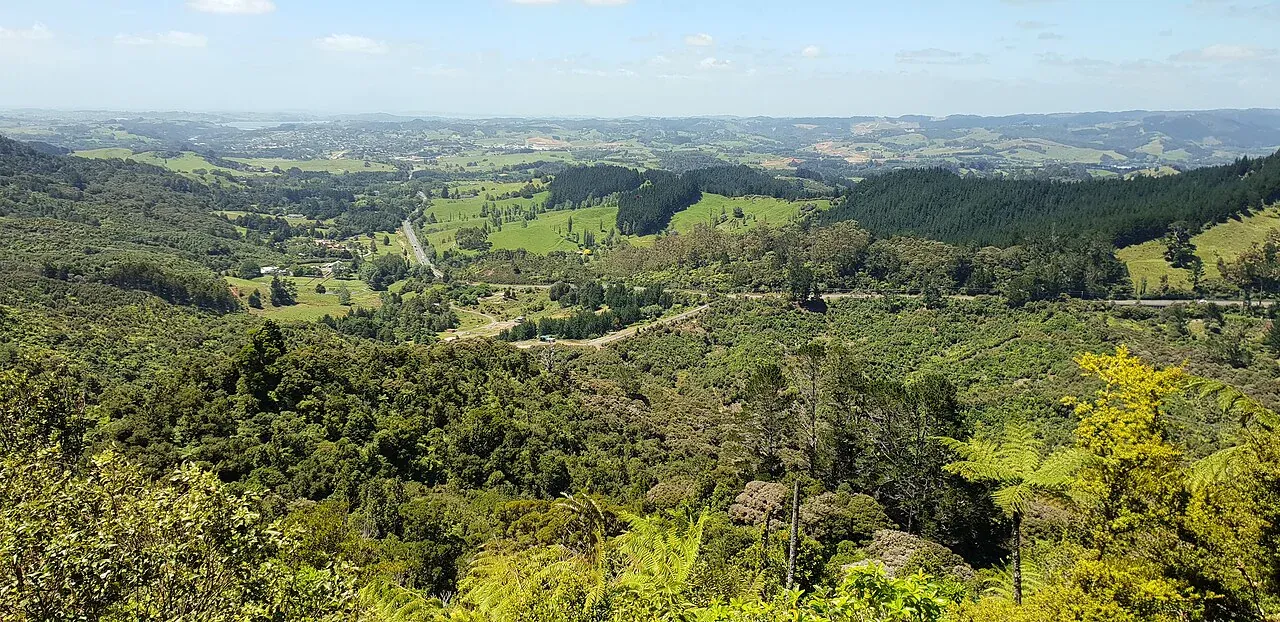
[0,136,283,310]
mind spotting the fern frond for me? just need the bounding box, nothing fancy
[982,558,1044,601]
[1188,378,1280,431]
[1188,445,1254,493]
[1025,448,1085,489]
[992,483,1037,516]
[358,579,445,622]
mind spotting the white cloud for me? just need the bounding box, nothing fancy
[116,31,208,48]
[1170,43,1276,62]
[648,54,671,65]
[511,0,561,3]
[698,56,731,70]
[801,45,822,58]
[187,0,275,14]
[685,33,714,47]
[0,23,53,41]
[315,34,390,55]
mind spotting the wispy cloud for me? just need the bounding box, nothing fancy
[896,48,989,65]
[115,31,208,48]
[801,45,822,58]
[698,56,731,70]
[1038,32,1065,40]
[1016,20,1055,29]
[1191,0,1280,20]
[685,33,714,47]
[1170,43,1277,62]
[413,65,467,78]
[1037,52,1111,68]
[187,0,275,15]
[0,23,53,41]
[315,34,390,55]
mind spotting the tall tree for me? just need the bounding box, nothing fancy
[794,342,826,476]
[745,363,795,477]
[937,422,1079,604]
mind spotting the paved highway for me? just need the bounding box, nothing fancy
[401,219,444,279]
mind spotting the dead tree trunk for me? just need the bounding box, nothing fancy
[786,480,800,589]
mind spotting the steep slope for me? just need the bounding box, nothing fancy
[824,150,1280,246]
[0,136,284,310]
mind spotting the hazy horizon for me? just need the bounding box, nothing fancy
[6,106,1280,122]
[3,0,1279,117]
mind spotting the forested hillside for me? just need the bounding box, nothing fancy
[826,151,1280,246]
[614,165,807,235]
[545,164,643,208]
[7,130,1280,621]
[0,136,285,310]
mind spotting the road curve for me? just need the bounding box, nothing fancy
[448,288,1270,350]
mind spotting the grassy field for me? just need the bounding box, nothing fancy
[489,205,617,254]
[420,186,551,253]
[77,148,397,176]
[226,275,384,322]
[1117,205,1280,291]
[355,229,413,260]
[665,194,831,236]
[421,193,830,255]
[428,187,549,223]
[227,157,397,173]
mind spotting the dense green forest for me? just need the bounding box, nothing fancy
[826,151,1280,246]
[545,164,643,208]
[6,132,1280,620]
[597,221,1130,302]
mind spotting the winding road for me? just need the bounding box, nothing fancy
[474,292,1270,350]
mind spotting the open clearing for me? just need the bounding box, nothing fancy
[1117,205,1280,291]
[420,192,830,255]
[226,275,385,322]
[665,194,831,236]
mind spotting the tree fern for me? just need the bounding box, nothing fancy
[1185,378,1278,492]
[357,579,449,622]
[935,421,1078,604]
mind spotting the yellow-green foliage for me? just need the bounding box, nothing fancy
[951,555,1201,622]
[938,422,1078,519]
[1066,347,1184,549]
[695,565,950,622]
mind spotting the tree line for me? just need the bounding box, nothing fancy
[825,151,1280,247]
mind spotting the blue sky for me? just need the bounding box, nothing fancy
[1,0,1278,116]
